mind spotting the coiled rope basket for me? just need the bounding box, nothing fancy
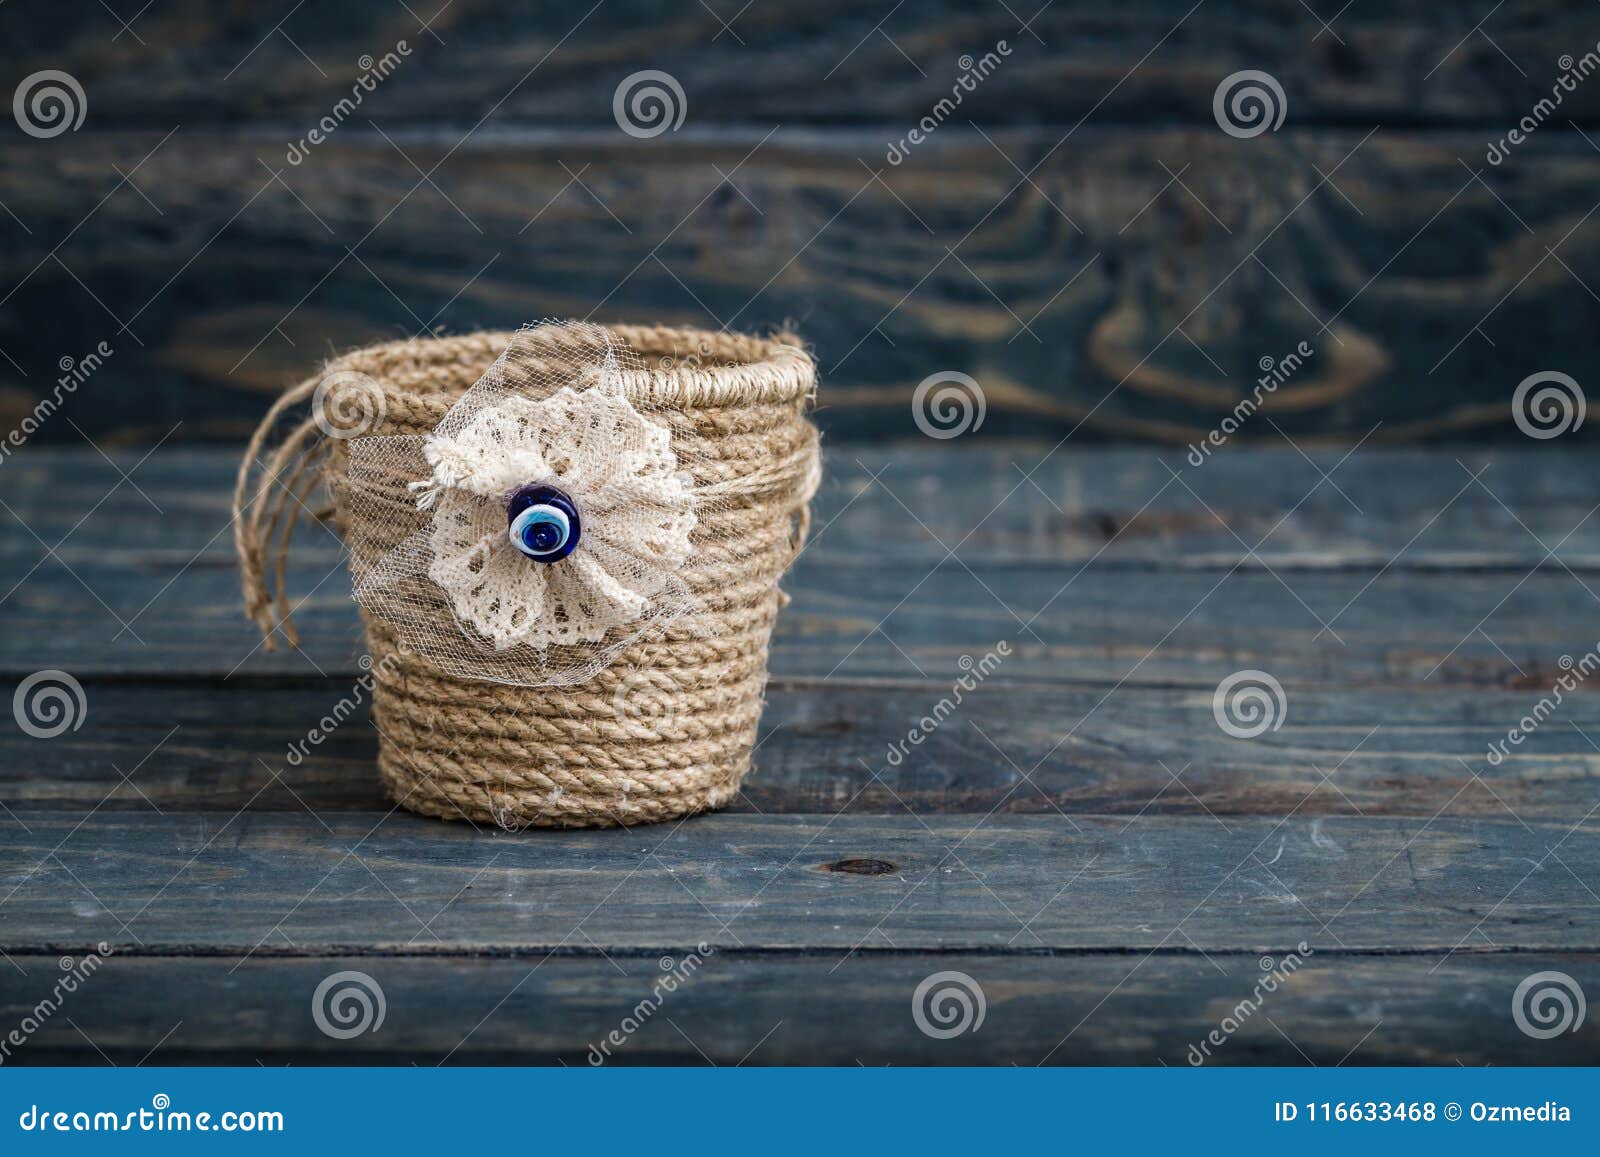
[234,324,820,829]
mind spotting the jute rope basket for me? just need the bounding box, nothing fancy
[234,324,820,829]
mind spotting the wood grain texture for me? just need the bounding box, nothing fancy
[4,813,1597,954]
[3,448,1597,686]
[11,446,1600,569]
[6,1,1591,129]
[5,679,1599,819]
[1,126,1593,444]
[7,532,1600,684]
[3,952,1596,1066]
[1,444,1595,1067]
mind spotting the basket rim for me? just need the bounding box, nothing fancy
[324,323,816,409]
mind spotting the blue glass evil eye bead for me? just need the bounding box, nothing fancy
[506,484,580,563]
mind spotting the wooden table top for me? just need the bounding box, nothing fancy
[2,444,1597,1065]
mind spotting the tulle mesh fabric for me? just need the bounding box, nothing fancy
[341,321,705,686]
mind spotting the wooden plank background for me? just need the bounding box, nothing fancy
[4,1,1600,1066]
[5,447,1600,685]
[12,678,1600,818]
[10,953,1593,1066]
[4,443,1599,1063]
[12,1,1600,128]
[2,1,1597,444]
[14,811,1595,953]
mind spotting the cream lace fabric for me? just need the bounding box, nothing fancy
[341,322,700,686]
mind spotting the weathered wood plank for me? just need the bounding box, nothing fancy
[9,446,1600,570]
[5,680,1598,819]
[3,951,1595,1066]
[3,813,1596,953]
[1,127,1593,444]
[4,0,1590,128]
[4,449,1599,686]
[1,540,1594,686]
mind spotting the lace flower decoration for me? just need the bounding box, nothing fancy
[341,322,698,686]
